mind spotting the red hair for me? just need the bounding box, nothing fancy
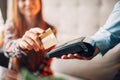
[11,0,46,38]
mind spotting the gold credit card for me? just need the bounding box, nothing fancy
[40,28,58,49]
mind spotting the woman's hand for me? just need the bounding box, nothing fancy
[61,47,99,60]
[19,28,44,52]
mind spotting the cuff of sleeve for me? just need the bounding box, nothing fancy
[14,45,28,57]
[13,39,28,57]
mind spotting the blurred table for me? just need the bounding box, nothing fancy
[0,66,18,80]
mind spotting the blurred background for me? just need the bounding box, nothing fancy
[0,0,118,44]
[42,0,118,44]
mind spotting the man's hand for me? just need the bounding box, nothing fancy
[61,47,99,60]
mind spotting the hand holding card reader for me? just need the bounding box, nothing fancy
[46,37,95,58]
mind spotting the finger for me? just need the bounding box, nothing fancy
[19,40,26,50]
[74,53,80,57]
[74,53,87,59]
[24,31,41,50]
[93,47,99,56]
[61,55,68,59]
[23,36,39,51]
[29,32,42,50]
[19,39,33,51]
[34,34,43,50]
[67,54,74,59]
[29,28,44,34]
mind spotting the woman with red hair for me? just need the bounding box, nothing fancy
[4,0,56,76]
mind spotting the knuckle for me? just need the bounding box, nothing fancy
[30,41,34,46]
[25,44,29,48]
[29,28,34,31]
[33,34,38,40]
[25,31,29,35]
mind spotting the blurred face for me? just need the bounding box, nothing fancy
[18,0,41,17]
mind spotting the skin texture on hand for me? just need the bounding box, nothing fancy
[19,28,44,52]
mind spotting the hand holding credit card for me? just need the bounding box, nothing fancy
[39,28,58,50]
[40,28,94,58]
